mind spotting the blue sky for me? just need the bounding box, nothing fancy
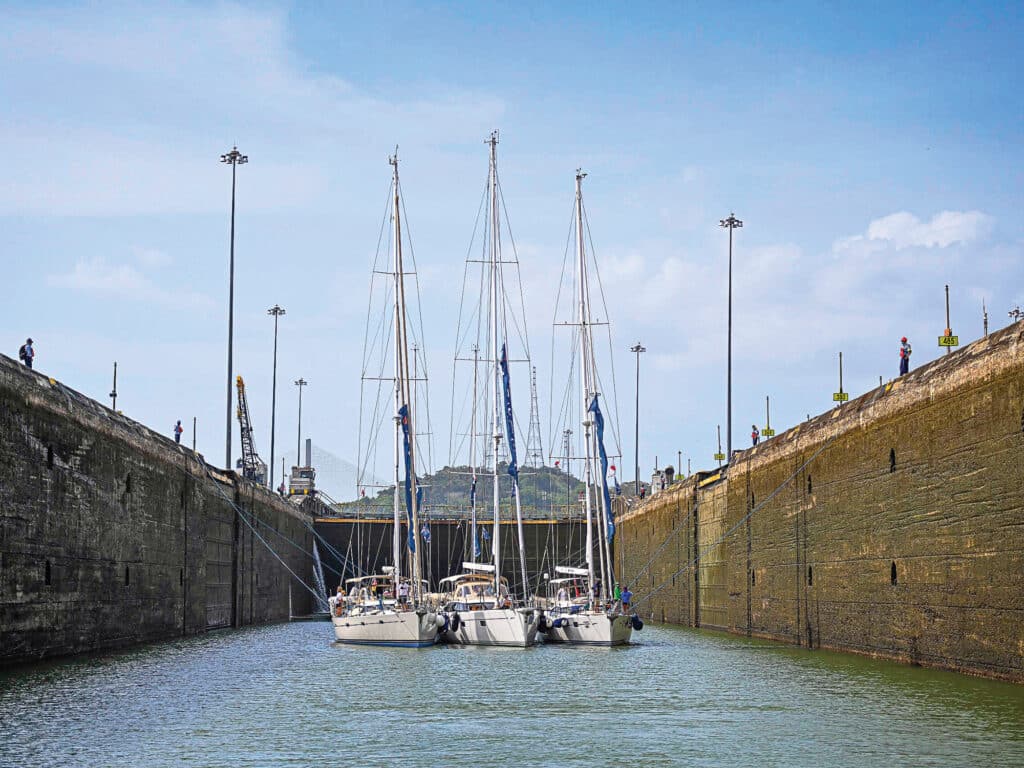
[2,2,1021,497]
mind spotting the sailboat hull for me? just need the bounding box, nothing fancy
[542,611,633,646]
[444,607,540,647]
[333,609,440,648]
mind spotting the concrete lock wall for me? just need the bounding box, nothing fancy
[0,354,314,667]
[618,322,1024,682]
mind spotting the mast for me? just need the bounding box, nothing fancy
[575,169,596,597]
[390,150,423,603]
[488,131,502,597]
[470,344,479,563]
[391,154,402,593]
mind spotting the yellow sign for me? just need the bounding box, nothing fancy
[714,452,726,461]
[938,335,959,347]
[762,428,776,437]
[833,392,849,402]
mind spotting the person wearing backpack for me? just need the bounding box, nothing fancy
[18,338,34,369]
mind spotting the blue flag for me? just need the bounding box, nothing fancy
[588,395,615,541]
[398,404,416,553]
[482,526,491,541]
[420,523,431,543]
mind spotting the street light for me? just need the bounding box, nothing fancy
[294,378,308,468]
[267,305,286,489]
[630,341,646,494]
[720,212,743,461]
[221,145,248,470]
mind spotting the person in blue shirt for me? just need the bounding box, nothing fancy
[18,338,34,369]
[620,586,633,613]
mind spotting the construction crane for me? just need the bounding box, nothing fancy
[235,375,268,485]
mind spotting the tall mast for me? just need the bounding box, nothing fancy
[575,169,596,596]
[488,130,502,596]
[390,150,423,603]
[391,154,402,591]
[470,344,479,563]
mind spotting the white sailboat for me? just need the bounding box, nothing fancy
[542,169,634,646]
[441,131,540,648]
[333,151,440,648]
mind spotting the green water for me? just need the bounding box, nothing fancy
[1,622,1022,767]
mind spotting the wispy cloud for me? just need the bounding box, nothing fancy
[48,257,213,309]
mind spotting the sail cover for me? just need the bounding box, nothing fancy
[500,343,519,484]
[398,404,416,553]
[470,477,480,558]
[588,395,615,541]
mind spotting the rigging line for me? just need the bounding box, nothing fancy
[582,203,626,455]
[183,455,328,601]
[396,176,435,477]
[547,197,581,450]
[357,183,398,495]
[630,418,858,607]
[496,176,532,360]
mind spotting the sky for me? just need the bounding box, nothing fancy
[2,1,1022,499]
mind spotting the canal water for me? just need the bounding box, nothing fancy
[1,622,1022,767]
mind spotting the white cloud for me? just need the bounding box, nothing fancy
[835,210,994,253]
[48,257,213,309]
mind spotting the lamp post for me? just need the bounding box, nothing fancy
[109,362,117,411]
[630,342,646,495]
[221,145,248,470]
[294,378,308,468]
[267,305,286,489]
[720,212,742,461]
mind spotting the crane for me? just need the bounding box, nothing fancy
[235,375,268,485]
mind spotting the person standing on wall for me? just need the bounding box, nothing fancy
[751,424,760,446]
[899,336,912,376]
[174,420,184,444]
[18,338,34,369]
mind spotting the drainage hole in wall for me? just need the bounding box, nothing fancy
[124,566,130,586]
[47,445,54,469]
[807,475,813,494]
[751,569,756,586]
[45,560,52,586]
[807,565,813,586]
[179,568,184,586]
[891,561,898,585]
[889,448,896,473]
[124,473,132,494]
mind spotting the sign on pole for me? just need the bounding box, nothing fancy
[938,335,959,347]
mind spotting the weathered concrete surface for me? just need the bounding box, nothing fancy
[618,321,1024,682]
[0,354,313,667]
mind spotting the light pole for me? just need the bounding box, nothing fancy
[294,378,308,468]
[720,212,742,461]
[109,362,118,411]
[630,342,646,495]
[267,305,286,489]
[221,145,248,470]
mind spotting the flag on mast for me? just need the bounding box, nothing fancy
[588,395,615,541]
[398,404,416,553]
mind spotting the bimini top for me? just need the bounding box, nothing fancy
[554,565,588,576]
[438,572,508,588]
[344,574,393,585]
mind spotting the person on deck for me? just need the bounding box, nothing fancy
[621,586,633,614]
[613,582,622,603]
[397,580,410,608]
[899,336,912,376]
[751,425,760,446]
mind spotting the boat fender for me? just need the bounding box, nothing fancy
[631,615,644,631]
[450,612,462,632]
[436,614,448,631]
[537,613,548,633]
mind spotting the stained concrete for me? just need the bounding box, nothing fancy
[618,321,1024,682]
[0,354,313,667]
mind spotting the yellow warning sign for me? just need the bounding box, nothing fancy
[938,335,959,347]
[714,452,726,461]
[762,428,776,437]
[833,392,849,402]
